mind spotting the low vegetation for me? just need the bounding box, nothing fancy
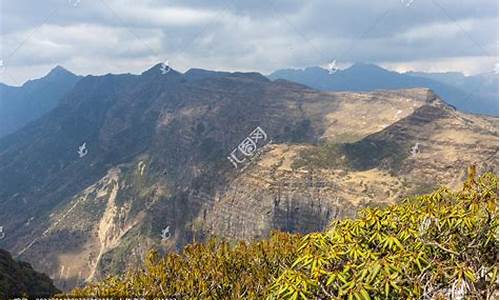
[69,168,498,299]
[292,138,409,172]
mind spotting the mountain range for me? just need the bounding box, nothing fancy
[1,64,496,141]
[269,63,499,116]
[0,64,497,291]
[0,66,81,138]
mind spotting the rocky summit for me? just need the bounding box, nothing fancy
[0,65,497,290]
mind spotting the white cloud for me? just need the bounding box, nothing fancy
[100,1,219,27]
[399,19,475,41]
[382,56,498,76]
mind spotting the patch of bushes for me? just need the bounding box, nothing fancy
[293,137,409,172]
[292,142,346,170]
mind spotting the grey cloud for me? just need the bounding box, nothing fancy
[0,0,497,85]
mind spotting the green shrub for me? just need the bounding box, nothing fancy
[270,170,498,299]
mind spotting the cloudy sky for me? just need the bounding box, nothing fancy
[0,0,498,86]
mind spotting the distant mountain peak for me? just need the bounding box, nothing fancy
[268,63,498,116]
[229,71,270,82]
[47,65,75,78]
[184,68,231,81]
[346,63,389,72]
[50,65,68,72]
[19,65,79,88]
[0,64,81,137]
[142,62,181,76]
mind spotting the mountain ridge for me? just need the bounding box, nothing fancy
[0,65,497,291]
[269,63,499,116]
[0,66,81,138]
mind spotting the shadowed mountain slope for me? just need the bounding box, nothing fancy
[0,248,60,298]
[0,66,81,138]
[0,65,497,290]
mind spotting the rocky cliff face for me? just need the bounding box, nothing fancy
[0,66,497,290]
[200,90,498,241]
